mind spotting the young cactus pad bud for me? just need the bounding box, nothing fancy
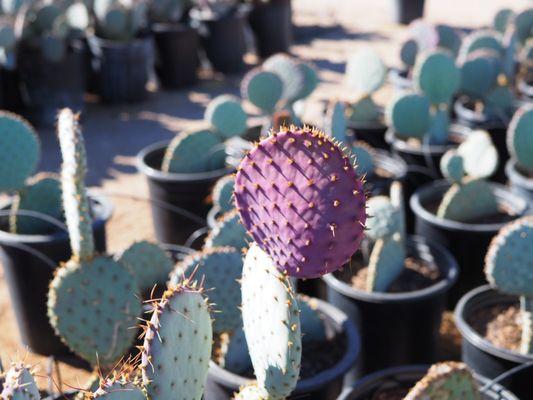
[169,246,242,334]
[0,111,39,192]
[507,105,533,173]
[234,126,367,278]
[141,283,212,400]
[241,243,301,399]
[241,68,283,114]
[413,50,460,105]
[211,174,235,213]
[405,362,481,400]
[345,47,386,95]
[205,95,248,139]
[485,216,533,354]
[0,363,40,400]
[204,209,249,251]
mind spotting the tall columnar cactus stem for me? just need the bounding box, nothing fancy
[241,243,301,399]
[405,362,481,400]
[57,109,94,261]
[507,105,533,174]
[141,283,212,400]
[485,216,533,354]
[234,126,367,279]
[0,363,40,400]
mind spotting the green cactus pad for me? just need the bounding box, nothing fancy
[204,209,249,251]
[486,85,515,116]
[345,47,386,95]
[92,379,145,399]
[298,295,326,344]
[405,362,481,400]
[75,374,101,400]
[456,130,498,179]
[0,22,15,49]
[440,150,464,183]
[205,95,248,139]
[436,24,461,56]
[9,173,63,235]
[414,50,460,105]
[400,39,418,68]
[263,54,304,103]
[0,111,39,192]
[365,196,402,241]
[437,179,499,223]
[118,240,174,293]
[348,96,380,123]
[0,363,40,400]
[48,256,141,367]
[233,384,269,400]
[241,69,283,114]
[507,105,533,173]
[221,327,251,374]
[459,50,501,99]
[162,128,225,173]
[428,107,450,145]
[493,9,514,33]
[34,3,61,32]
[241,243,301,398]
[212,174,235,213]
[295,61,319,101]
[141,284,212,400]
[351,141,375,176]
[170,246,242,334]
[515,8,533,44]
[326,101,347,144]
[459,30,503,61]
[388,93,430,139]
[367,236,405,293]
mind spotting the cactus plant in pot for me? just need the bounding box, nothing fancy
[190,0,247,74]
[89,0,152,103]
[411,131,530,306]
[148,0,200,88]
[516,37,533,100]
[323,183,459,374]
[14,0,89,127]
[455,216,533,399]
[0,111,112,361]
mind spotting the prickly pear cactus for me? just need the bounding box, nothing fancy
[345,47,386,95]
[387,93,430,140]
[0,363,40,400]
[220,327,251,374]
[515,8,533,45]
[348,96,380,123]
[507,105,533,174]
[212,174,235,213]
[400,38,418,68]
[241,243,301,399]
[351,142,375,176]
[204,209,249,250]
[428,107,451,145]
[91,378,145,399]
[169,246,242,334]
[436,24,462,56]
[456,130,499,179]
[459,49,501,100]
[241,68,283,114]
[485,216,533,354]
[205,95,248,139]
[414,50,460,105]
[405,362,481,400]
[233,384,269,400]
[493,9,514,34]
[118,240,174,293]
[365,196,403,242]
[440,150,464,183]
[234,126,367,278]
[75,374,101,400]
[141,283,212,400]
[458,30,503,63]
[162,128,225,173]
[325,101,347,144]
[93,0,147,41]
[0,112,39,192]
[9,173,63,235]
[367,235,405,292]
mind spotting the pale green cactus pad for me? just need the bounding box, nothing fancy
[348,96,380,123]
[263,54,305,103]
[345,47,386,95]
[507,105,533,173]
[170,246,243,334]
[162,128,225,173]
[241,243,301,399]
[365,196,402,241]
[388,93,430,139]
[118,240,174,293]
[92,379,145,399]
[456,130,498,179]
[0,111,39,192]
[326,101,347,144]
[9,173,63,235]
[241,69,283,114]
[233,384,269,400]
[351,142,375,176]
[485,85,515,115]
[440,150,465,183]
[47,256,142,367]
[205,95,248,139]
[367,235,405,293]
[437,179,499,223]
[405,362,481,400]
[204,209,249,251]
[493,9,514,34]
[212,174,235,213]
[0,363,40,400]
[414,50,460,105]
[141,284,212,400]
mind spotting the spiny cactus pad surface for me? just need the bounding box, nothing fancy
[241,69,283,114]
[141,284,212,400]
[365,196,402,241]
[92,379,145,399]
[241,243,301,399]
[205,95,248,139]
[233,384,269,400]
[0,363,40,400]
[351,142,375,176]
[507,105,533,173]
[234,126,367,278]
[212,174,235,213]
[204,209,249,251]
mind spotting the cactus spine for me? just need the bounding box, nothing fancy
[0,363,40,400]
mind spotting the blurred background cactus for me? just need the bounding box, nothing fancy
[93,0,147,41]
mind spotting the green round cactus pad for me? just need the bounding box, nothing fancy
[414,51,460,104]
[459,50,501,99]
[400,39,418,68]
[367,236,406,293]
[241,69,283,114]
[507,105,533,172]
[493,9,515,33]
[388,93,430,139]
[436,24,461,55]
[515,8,533,44]
[351,141,375,176]
[205,95,248,139]
[440,150,464,183]
[212,174,235,213]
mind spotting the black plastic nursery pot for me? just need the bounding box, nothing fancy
[0,68,24,113]
[89,35,153,104]
[0,194,112,364]
[248,0,292,58]
[323,237,458,376]
[336,364,518,400]
[389,0,425,24]
[206,299,360,400]
[137,141,233,246]
[17,42,86,128]
[197,10,248,74]
[505,160,533,202]
[410,181,529,306]
[455,285,533,400]
[152,23,200,89]
[347,121,389,151]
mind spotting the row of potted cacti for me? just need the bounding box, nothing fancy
[0,0,293,127]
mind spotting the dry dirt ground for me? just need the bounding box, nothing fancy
[0,0,528,393]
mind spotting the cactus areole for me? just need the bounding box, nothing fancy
[234,126,367,278]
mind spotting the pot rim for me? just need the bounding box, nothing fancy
[454,285,533,364]
[505,159,533,190]
[372,149,408,180]
[88,33,152,48]
[409,180,529,233]
[453,96,510,129]
[322,236,459,303]
[136,140,233,183]
[150,22,195,33]
[207,298,361,394]
[0,191,112,244]
[386,125,467,156]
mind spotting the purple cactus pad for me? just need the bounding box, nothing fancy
[234,126,367,278]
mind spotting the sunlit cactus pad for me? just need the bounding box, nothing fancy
[0,362,40,400]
